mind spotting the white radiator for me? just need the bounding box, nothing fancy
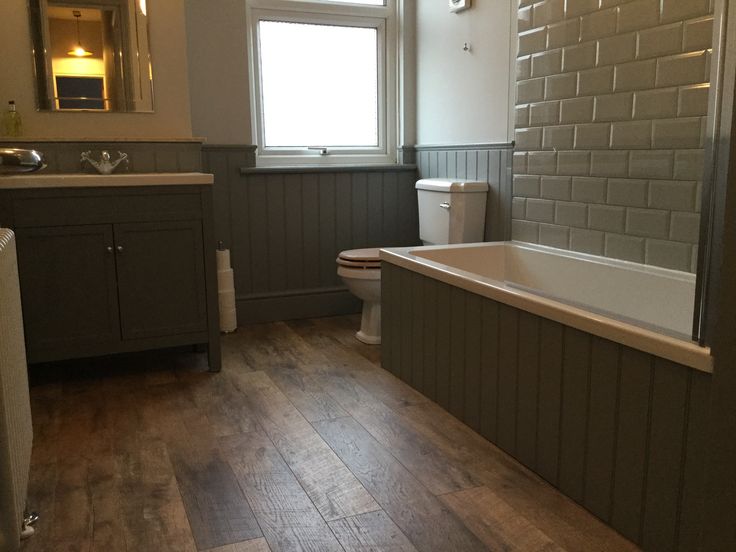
[0,229,33,551]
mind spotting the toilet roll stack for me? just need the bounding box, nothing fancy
[216,248,237,333]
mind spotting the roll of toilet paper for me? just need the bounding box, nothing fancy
[216,248,237,333]
[216,248,231,271]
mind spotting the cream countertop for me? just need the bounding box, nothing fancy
[0,172,214,189]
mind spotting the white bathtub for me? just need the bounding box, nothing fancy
[380,241,712,373]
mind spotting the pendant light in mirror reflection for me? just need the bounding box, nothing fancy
[28,0,154,112]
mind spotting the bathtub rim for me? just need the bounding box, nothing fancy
[380,241,713,374]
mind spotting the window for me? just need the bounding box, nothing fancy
[247,0,397,165]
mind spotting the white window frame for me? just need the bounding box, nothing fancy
[246,0,398,166]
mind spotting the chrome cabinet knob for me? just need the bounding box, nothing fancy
[116,245,124,253]
[440,202,451,210]
[106,246,113,253]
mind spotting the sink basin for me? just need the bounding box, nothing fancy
[0,148,46,174]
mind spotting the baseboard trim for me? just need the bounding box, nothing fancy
[236,288,361,323]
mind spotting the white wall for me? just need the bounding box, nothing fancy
[185,0,252,144]
[0,0,192,139]
[416,0,513,145]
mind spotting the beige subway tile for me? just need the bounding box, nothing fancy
[518,5,533,32]
[618,0,660,33]
[547,18,581,49]
[674,150,705,180]
[637,23,684,60]
[515,105,530,128]
[610,120,652,149]
[557,151,592,175]
[532,50,564,77]
[539,223,571,248]
[555,201,589,227]
[526,198,556,222]
[684,16,714,52]
[590,151,629,177]
[656,52,708,88]
[649,180,697,211]
[560,96,595,123]
[517,56,532,80]
[519,0,535,7]
[645,239,691,271]
[543,125,575,149]
[607,178,649,207]
[572,177,608,203]
[597,33,637,66]
[605,233,645,263]
[577,66,614,96]
[529,101,561,126]
[678,84,710,117]
[589,204,626,232]
[512,197,527,219]
[614,59,656,92]
[545,73,578,100]
[575,123,611,149]
[670,211,701,243]
[563,42,597,72]
[629,151,674,179]
[512,220,540,242]
[570,227,605,255]
[515,127,543,150]
[519,28,548,56]
[652,117,702,148]
[528,151,559,175]
[517,78,546,104]
[533,0,565,27]
[541,176,572,199]
[594,92,634,122]
[626,208,670,238]
[513,174,541,196]
[600,0,629,6]
[661,0,711,25]
[580,8,618,42]
[633,88,679,119]
[566,0,600,18]
[514,151,529,174]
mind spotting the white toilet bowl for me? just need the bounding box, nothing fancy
[337,248,381,345]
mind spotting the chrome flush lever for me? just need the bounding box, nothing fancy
[440,202,451,210]
[308,147,328,156]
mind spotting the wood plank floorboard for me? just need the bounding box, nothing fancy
[22,315,638,552]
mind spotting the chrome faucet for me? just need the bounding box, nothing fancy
[80,150,128,175]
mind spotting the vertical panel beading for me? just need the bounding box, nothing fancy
[351,173,368,248]
[584,338,620,522]
[422,276,438,402]
[410,271,425,392]
[642,360,691,551]
[497,304,519,455]
[284,174,304,291]
[558,327,591,503]
[246,175,269,293]
[382,172,399,246]
[398,267,413,384]
[463,293,482,432]
[516,311,540,470]
[367,173,383,247]
[301,174,320,289]
[449,287,467,420]
[535,319,563,485]
[480,299,500,443]
[318,173,338,287]
[266,174,287,291]
[435,281,452,410]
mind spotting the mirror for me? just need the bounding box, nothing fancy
[28,0,154,112]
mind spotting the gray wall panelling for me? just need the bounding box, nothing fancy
[0,140,203,174]
[204,145,420,323]
[415,144,514,241]
[381,261,712,551]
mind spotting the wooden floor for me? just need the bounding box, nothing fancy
[21,315,640,552]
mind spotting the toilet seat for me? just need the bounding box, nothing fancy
[337,265,381,280]
[336,258,381,269]
[338,248,381,262]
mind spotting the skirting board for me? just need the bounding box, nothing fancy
[236,288,361,323]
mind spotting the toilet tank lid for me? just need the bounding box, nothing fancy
[415,178,489,192]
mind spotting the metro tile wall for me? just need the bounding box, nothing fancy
[513,0,714,272]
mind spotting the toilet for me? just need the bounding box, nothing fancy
[338,178,489,344]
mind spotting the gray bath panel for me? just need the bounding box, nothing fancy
[381,261,711,550]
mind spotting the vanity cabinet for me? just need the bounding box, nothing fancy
[0,180,221,370]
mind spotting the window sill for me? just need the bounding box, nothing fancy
[240,164,417,175]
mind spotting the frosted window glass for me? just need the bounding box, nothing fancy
[259,21,379,148]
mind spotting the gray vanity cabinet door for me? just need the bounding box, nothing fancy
[114,220,208,340]
[15,225,121,356]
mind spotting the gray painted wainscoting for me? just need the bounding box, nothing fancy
[0,140,203,173]
[203,145,420,323]
[382,261,711,551]
[414,143,514,241]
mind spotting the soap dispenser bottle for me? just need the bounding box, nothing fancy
[2,100,23,137]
